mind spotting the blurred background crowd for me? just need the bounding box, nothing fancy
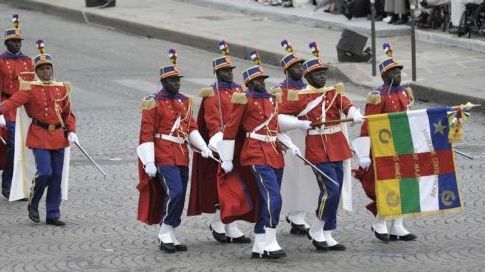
[254,0,485,38]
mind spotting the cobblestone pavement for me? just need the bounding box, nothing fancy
[0,5,484,272]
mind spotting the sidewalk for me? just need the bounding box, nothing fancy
[2,0,484,110]
[184,0,485,52]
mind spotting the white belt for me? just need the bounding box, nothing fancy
[154,133,186,144]
[308,126,341,135]
[246,132,277,142]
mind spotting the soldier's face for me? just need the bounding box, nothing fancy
[383,67,401,86]
[4,39,21,54]
[305,68,327,88]
[249,77,266,92]
[36,64,53,81]
[216,67,234,83]
[162,76,181,94]
[287,62,303,80]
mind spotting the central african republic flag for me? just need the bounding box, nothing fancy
[367,107,462,218]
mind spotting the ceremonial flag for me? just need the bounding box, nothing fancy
[367,107,462,218]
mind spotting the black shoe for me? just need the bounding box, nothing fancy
[328,243,346,251]
[264,249,287,258]
[251,251,280,259]
[226,235,251,243]
[286,216,309,235]
[174,244,188,252]
[1,187,10,199]
[158,239,176,253]
[28,204,40,223]
[209,224,228,243]
[307,233,329,251]
[46,218,65,226]
[371,226,390,242]
[389,233,417,241]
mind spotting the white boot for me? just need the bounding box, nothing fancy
[170,230,188,251]
[323,231,346,250]
[251,233,266,258]
[209,210,226,234]
[287,211,310,228]
[263,227,286,258]
[371,218,390,242]
[225,221,245,238]
[158,223,176,253]
[390,217,417,241]
[158,223,174,244]
[308,219,326,242]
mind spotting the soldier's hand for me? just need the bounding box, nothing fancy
[0,115,5,127]
[200,146,213,159]
[221,160,233,173]
[298,120,312,131]
[144,162,158,177]
[359,157,371,170]
[67,132,79,144]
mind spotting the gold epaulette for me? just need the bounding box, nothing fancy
[366,92,381,105]
[269,87,282,96]
[140,96,156,111]
[287,89,299,101]
[299,86,332,95]
[273,92,282,103]
[405,87,414,101]
[64,82,72,92]
[231,92,247,104]
[198,87,214,97]
[334,82,346,94]
[19,79,31,91]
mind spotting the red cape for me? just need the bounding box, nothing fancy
[136,160,165,225]
[187,98,259,223]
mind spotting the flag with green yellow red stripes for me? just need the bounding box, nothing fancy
[367,107,462,218]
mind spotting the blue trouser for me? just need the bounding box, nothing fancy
[158,165,189,228]
[1,121,16,190]
[29,148,65,220]
[250,165,284,234]
[313,161,343,231]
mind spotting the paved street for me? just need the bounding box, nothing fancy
[0,5,485,272]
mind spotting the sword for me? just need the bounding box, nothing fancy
[278,140,339,186]
[453,149,474,160]
[0,136,6,145]
[73,141,107,177]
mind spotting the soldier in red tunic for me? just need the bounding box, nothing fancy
[354,43,416,242]
[0,40,77,226]
[0,14,34,199]
[278,42,364,251]
[274,39,312,235]
[137,49,213,253]
[218,50,300,259]
[187,41,250,244]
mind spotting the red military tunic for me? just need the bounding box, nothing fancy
[0,80,76,150]
[139,90,198,166]
[355,84,413,216]
[223,90,284,169]
[188,82,243,216]
[278,84,353,164]
[0,51,34,121]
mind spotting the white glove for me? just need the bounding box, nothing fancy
[347,106,364,123]
[144,162,158,177]
[67,132,79,144]
[221,160,233,173]
[359,157,371,170]
[0,115,6,127]
[287,144,302,157]
[298,120,312,131]
[200,146,213,159]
